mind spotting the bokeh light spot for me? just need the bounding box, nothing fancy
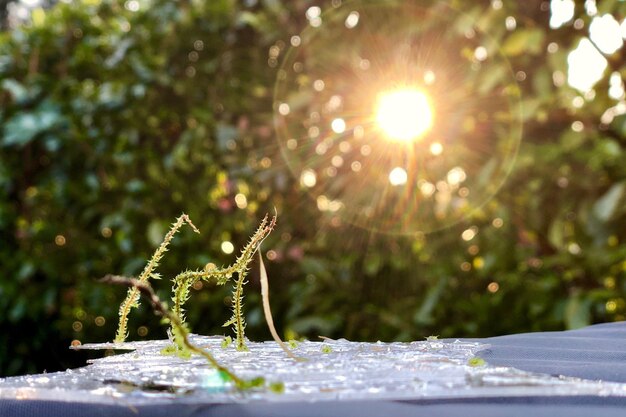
[568,38,607,92]
[331,118,346,134]
[235,193,248,209]
[550,0,575,29]
[606,300,617,313]
[424,70,436,85]
[487,282,500,293]
[461,228,477,241]
[221,241,235,255]
[300,169,317,187]
[474,46,488,61]
[388,167,408,186]
[589,14,623,55]
[278,103,290,115]
[345,11,360,28]
[430,142,443,155]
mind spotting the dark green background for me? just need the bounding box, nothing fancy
[1,0,625,376]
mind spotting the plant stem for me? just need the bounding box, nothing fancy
[114,214,199,343]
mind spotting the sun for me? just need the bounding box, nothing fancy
[375,88,434,142]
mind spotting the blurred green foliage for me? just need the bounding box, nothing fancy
[0,0,625,376]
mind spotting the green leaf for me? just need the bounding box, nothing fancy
[521,98,542,122]
[532,68,553,98]
[598,0,618,14]
[548,218,564,249]
[413,276,448,325]
[31,8,46,27]
[2,101,63,147]
[216,123,238,151]
[501,29,545,56]
[593,181,626,222]
[565,295,591,330]
[364,253,382,276]
[237,11,262,29]
[478,64,507,95]
[147,220,166,247]
[1,79,29,104]
[599,139,621,158]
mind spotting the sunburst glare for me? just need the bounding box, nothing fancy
[274,1,522,234]
[375,89,433,142]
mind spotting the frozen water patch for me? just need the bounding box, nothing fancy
[1,336,626,405]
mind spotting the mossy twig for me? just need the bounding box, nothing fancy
[173,214,276,350]
[111,213,291,362]
[103,274,251,389]
[114,214,199,343]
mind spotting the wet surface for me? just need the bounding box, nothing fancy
[1,336,626,405]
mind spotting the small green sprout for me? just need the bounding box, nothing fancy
[321,345,333,354]
[268,381,285,393]
[221,336,233,349]
[426,335,439,341]
[177,349,192,360]
[237,376,266,390]
[160,345,178,356]
[288,340,300,349]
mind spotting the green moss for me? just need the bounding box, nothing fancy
[160,345,178,356]
[221,336,233,349]
[114,214,275,349]
[268,381,285,393]
[468,357,486,367]
[106,214,282,393]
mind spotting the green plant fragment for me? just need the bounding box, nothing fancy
[269,381,285,393]
[468,357,486,367]
[221,336,233,349]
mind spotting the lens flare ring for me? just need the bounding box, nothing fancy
[274,0,522,234]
